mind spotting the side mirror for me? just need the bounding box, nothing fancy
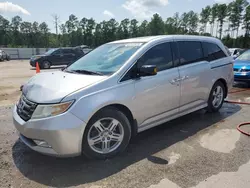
[138,65,158,77]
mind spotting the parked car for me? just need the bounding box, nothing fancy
[228,48,244,59]
[30,47,84,69]
[13,35,233,159]
[234,49,250,85]
[0,50,10,61]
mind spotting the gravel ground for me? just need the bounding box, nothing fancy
[1,60,250,188]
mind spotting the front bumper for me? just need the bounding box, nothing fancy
[30,60,36,67]
[13,105,86,157]
[234,73,250,82]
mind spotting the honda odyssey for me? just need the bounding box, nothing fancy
[13,35,234,159]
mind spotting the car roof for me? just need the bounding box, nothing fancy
[229,48,241,50]
[110,36,167,43]
[241,49,250,53]
[109,35,222,44]
[59,47,74,50]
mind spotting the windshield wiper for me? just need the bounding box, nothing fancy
[71,69,104,76]
[64,69,76,73]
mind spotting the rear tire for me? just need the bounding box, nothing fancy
[207,81,225,113]
[82,107,131,160]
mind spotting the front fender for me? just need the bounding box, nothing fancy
[68,83,135,124]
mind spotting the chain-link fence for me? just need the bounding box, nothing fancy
[1,48,51,59]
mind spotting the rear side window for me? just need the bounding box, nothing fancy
[177,41,203,65]
[63,49,73,54]
[138,42,173,72]
[202,42,227,61]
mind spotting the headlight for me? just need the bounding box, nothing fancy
[31,100,74,119]
[31,56,40,60]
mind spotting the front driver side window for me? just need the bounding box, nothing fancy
[138,42,173,72]
[52,50,62,55]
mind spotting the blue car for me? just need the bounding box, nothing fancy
[234,49,250,85]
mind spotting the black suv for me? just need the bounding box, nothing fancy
[30,48,84,69]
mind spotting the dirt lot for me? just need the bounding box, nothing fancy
[1,60,250,188]
[0,60,32,106]
[0,60,63,106]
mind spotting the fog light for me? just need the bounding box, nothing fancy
[33,140,52,148]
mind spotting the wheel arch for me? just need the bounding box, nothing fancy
[85,103,138,138]
[43,58,52,64]
[216,78,228,98]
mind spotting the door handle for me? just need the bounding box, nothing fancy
[169,79,176,84]
[169,78,180,85]
[181,76,189,80]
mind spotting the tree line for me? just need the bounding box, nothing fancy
[1,0,250,49]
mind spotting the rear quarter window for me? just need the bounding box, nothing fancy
[202,42,227,62]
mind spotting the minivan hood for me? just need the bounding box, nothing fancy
[22,71,107,103]
[234,60,250,69]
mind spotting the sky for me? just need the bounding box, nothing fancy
[0,0,236,33]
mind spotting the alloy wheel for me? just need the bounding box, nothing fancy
[87,118,124,154]
[212,85,224,108]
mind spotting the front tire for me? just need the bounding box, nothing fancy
[41,61,51,69]
[82,107,131,159]
[207,81,225,112]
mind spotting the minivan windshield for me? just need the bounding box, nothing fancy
[66,42,144,75]
[237,50,250,61]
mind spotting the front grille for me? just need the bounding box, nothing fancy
[17,95,37,121]
[234,68,250,72]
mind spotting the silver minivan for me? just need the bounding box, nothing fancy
[13,35,234,159]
